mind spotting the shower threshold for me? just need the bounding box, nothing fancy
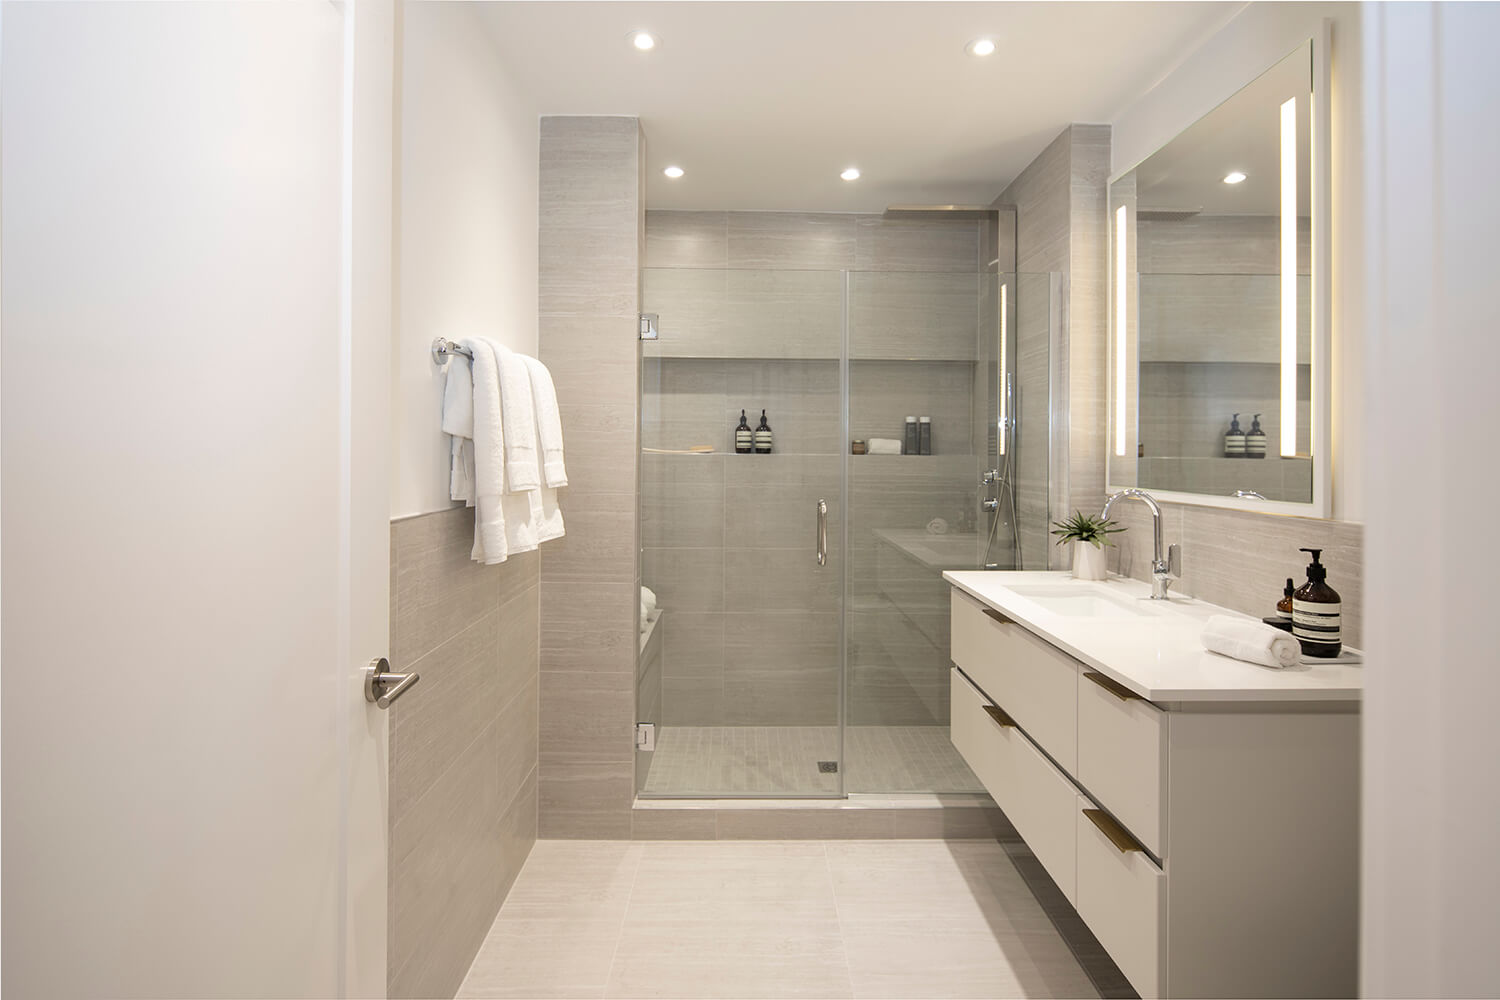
[639,724,984,798]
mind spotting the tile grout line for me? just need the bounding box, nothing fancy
[600,843,647,998]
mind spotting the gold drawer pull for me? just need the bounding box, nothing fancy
[982,607,1013,625]
[982,703,1018,728]
[1083,808,1145,854]
[1084,671,1142,702]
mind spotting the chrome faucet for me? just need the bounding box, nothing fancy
[1100,488,1182,599]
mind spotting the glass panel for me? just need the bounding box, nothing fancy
[841,270,1050,794]
[637,269,845,797]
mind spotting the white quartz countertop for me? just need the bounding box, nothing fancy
[942,570,1363,703]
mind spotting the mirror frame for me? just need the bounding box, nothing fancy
[1106,23,1333,518]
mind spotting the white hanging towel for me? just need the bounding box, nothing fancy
[487,340,551,555]
[495,347,541,493]
[441,353,476,504]
[464,339,510,563]
[523,355,568,488]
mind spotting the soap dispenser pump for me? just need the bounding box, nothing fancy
[754,409,773,454]
[1292,548,1342,658]
[1246,413,1267,459]
[1224,414,1246,458]
[735,409,753,454]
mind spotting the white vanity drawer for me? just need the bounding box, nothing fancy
[1077,670,1166,855]
[1076,804,1166,999]
[950,668,1078,903]
[950,591,1079,773]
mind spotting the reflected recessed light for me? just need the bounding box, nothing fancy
[663,165,684,179]
[630,30,656,51]
[966,38,997,57]
[1223,171,1247,184]
[841,167,861,181]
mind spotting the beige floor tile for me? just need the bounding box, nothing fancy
[461,839,1117,1000]
[606,918,854,999]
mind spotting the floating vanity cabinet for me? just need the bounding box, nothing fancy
[946,579,1360,999]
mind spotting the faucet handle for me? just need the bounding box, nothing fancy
[1165,543,1181,579]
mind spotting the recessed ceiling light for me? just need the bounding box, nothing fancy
[841,167,861,181]
[664,165,684,179]
[630,30,656,51]
[966,38,997,57]
[1223,171,1247,184]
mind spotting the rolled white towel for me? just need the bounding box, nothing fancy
[641,586,658,613]
[867,437,903,455]
[1201,614,1300,669]
[640,601,649,630]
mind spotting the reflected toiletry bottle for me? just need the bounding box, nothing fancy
[918,416,932,455]
[1246,413,1268,459]
[1292,548,1342,658]
[1224,413,1246,458]
[904,416,919,456]
[851,440,867,455]
[754,409,773,454]
[1277,577,1295,621]
[735,410,753,454]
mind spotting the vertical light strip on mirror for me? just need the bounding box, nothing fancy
[1280,96,1297,457]
[1114,204,1128,457]
[999,282,1008,455]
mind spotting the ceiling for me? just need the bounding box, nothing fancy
[476,2,1242,213]
[1127,40,1312,216]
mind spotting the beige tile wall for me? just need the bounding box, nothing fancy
[537,116,644,838]
[387,508,539,999]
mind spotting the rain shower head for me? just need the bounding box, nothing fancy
[883,204,999,219]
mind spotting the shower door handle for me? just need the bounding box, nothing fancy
[815,499,828,567]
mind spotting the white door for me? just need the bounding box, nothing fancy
[1,2,392,996]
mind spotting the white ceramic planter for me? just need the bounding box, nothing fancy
[1073,540,1108,581]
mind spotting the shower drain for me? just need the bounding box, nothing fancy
[817,761,839,774]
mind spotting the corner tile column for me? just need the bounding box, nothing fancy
[537,116,643,837]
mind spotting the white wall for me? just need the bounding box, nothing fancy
[1110,2,1365,522]
[391,2,540,519]
[1361,4,1500,996]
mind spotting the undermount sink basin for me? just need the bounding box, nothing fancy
[1006,585,1153,619]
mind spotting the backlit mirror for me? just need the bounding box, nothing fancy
[1108,38,1329,514]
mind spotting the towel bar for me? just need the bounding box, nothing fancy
[431,337,473,365]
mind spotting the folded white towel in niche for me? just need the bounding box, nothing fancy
[642,587,658,613]
[524,355,568,488]
[867,437,903,455]
[1201,614,1301,669]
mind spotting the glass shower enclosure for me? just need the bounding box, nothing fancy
[635,252,1054,798]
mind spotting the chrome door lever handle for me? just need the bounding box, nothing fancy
[365,657,420,709]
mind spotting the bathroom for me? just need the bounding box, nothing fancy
[1,1,1494,998]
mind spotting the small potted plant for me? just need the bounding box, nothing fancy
[1051,511,1124,581]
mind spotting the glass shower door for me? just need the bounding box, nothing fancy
[637,267,846,797]
[841,269,1046,793]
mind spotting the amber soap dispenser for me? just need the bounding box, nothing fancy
[1292,548,1342,658]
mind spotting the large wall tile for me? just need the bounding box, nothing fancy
[726,212,856,270]
[645,210,728,268]
[540,670,635,764]
[849,271,981,361]
[854,216,981,273]
[538,760,636,839]
[541,580,637,674]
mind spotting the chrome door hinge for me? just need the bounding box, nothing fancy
[639,313,659,340]
[635,723,656,751]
